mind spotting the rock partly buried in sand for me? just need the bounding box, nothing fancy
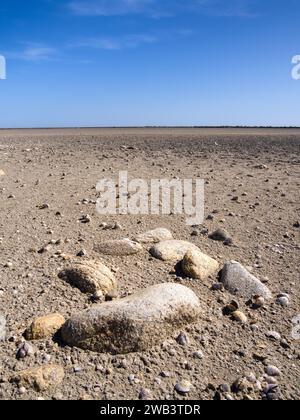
[208,228,231,242]
[150,240,200,262]
[25,313,65,341]
[135,228,173,244]
[0,314,6,341]
[61,283,201,354]
[11,364,64,391]
[59,260,117,295]
[94,239,142,256]
[182,249,219,280]
[0,169,5,177]
[220,261,272,300]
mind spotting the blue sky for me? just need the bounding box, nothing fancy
[0,0,299,127]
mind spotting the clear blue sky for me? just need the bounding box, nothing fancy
[0,0,299,127]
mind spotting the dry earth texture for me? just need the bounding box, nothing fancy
[0,128,299,400]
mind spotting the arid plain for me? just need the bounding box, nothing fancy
[0,128,299,400]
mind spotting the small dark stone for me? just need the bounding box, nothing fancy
[76,249,87,257]
[176,332,188,346]
[16,342,34,359]
[213,391,222,400]
[209,229,231,242]
[160,371,171,378]
[211,283,224,291]
[139,388,151,400]
[219,383,230,393]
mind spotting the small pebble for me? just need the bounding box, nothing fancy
[4,262,13,268]
[76,249,87,257]
[266,331,281,341]
[276,295,290,307]
[175,380,192,395]
[219,383,230,393]
[128,374,135,383]
[160,371,171,378]
[253,296,265,308]
[192,350,204,359]
[43,354,52,363]
[232,311,248,324]
[139,388,151,400]
[265,365,281,377]
[92,290,104,302]
[246,373,257,384]
[79,214,91,224]
[263,375,278,385]
[176,332,188,346]
[211,283,224,291]
[16,342,35,359]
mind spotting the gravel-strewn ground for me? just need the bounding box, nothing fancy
[0,128,299,400]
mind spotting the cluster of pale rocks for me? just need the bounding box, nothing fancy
[6,227,275,392]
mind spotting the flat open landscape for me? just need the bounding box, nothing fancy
[0,128,299,400]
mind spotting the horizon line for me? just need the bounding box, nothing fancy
[1,125,300,130]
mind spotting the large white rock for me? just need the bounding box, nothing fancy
[182,249,219,280]
[94,238,142,256]
[135,228,173,244]
[221,261,272,300]
[150,240,200,262]
[0,170,5,177]
[61,283,201,354]
[59,260,117,295]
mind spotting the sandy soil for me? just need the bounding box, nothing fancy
[0,128,299,400]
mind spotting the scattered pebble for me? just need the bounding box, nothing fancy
[160,371,171,378]
[139,388,151,400]
[252,295,265,308]
[176,332,189,346]
[76,249,87,257]
[16,342,35,359]
[266,331,281,341]
[79,214,91,224]
[38,203,50,209]
[192,350,204,359]
[232,311,248,324]
[208,228,232,243]
[4,262,13,269]
[175,380,192,395]
[211,283,224,291]
[265,365,281,377]
[0,314,6,341]
[276,294,290,307]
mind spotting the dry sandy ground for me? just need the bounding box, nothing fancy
[0,128,299,400]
